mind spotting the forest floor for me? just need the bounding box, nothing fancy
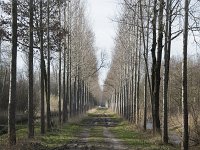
[0,108,182,150]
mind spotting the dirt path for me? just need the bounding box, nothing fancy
[52,128,91,150]
[103,127,129,150]
[52,108,130,150]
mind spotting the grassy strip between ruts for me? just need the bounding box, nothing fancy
[38,123,83,148]
[0,122,83,149]
[89,126,104,143]
[109,118,178,150]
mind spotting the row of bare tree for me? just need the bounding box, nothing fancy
[104,0,200,149]
[0,0,101,146]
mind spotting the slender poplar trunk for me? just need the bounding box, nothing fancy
[151,0,157,134]
[58,0,62,125]
[134,15,139,123]
[162,0,172,143]
[153,0,165,133]
[136,33,141,125]
[47,0,51,130]
[40,0,45,134]
[63,2,67,123]
[8,0,18,145]
[182,0,189,148]
[28,0,34,138]
[139,0,150,131]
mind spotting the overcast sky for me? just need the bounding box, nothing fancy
[86,0,119,88]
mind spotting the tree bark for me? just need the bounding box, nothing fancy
[58,0,62,126]
[8,0,18,145]
[139,0,150,131]
[162,0,172,143]
[136,33,141,125]
[153,0,164,133]
[182,0,189,148]
[28,0,34,138]
[66,1,70,120]
[77,73,80,115]
[63,2,67,123]
[47,0,51,130]
[73,77,77,115]
[40,0,45,134]
[134,14,139,123]
[0,38,1,66]
[151,0,157,134]
[67,1,71,117]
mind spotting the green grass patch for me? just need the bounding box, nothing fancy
[0,124,32,144]
[89,126,104,143]
[0,122,83,148]
[37,123,83,148]
[90,126,104,138]
[110,120,177,150]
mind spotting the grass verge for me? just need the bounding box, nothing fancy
[0,122,83,149]
[110,119,177,150]
[38,123,82,148]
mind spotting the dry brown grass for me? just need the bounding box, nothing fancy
[169,113,200,147]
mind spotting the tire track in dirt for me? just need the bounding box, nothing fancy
[103,127,129,150]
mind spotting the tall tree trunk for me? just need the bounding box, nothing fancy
[69,1,72,117]
[182,0,189,148]
[73,77,77,115]
[77,73,80,115]
[63,2,67,123]
[130,50,135,123]
[86,84,89,111]
[134,15,139,123]
[80,81,84,114]
[131,71,134,122]
[83,81,86,113]
[162,0,172,143]
[44,61,48,123]
[123,84,126,118]
[119,74,121,115]
[80,80,83,114]
[28,0,34,138]
[0,38,1,66]
[58,0,62,126]
[67,1,72,117]
[136,33,141,125]
[8,0,18,145]
[47,0,51,130]
[151,0,157,134]
[40,0,45,134]
[139,0,150,131]
[66,3,69,120]
[153,0,164,133]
